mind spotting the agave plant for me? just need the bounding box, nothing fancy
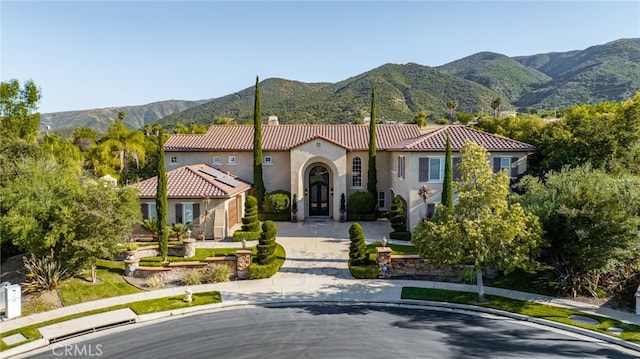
[22,254,70,294]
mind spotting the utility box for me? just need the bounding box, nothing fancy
[4,284,21,319]
[0,282,9,310]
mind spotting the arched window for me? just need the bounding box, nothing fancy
[352,157,362,187]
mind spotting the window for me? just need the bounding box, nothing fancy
[378,191,386,209]
[228,155,236,165]
[429,158,445,181]
[316,142,321,147]
[500,157,511,172]
[170,156,178,164]
[397,156,405,180]
[493,157,517,176]
[352,157,362,187]
[264,155,273,165]
[175,202,200,225]
[212,155,221,165]
[142,203,157,219]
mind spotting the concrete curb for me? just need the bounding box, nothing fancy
[4,298,640,358]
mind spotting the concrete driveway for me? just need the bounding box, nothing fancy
[274,219,393,279]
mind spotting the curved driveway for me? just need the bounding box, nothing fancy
[27,304,639,359]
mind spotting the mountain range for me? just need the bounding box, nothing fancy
[42,38,640,133]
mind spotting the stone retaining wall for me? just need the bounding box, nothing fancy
[375,247,468,280]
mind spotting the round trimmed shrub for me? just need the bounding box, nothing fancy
[264,190,291,214]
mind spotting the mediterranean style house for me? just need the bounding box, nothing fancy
[132,120,534,239]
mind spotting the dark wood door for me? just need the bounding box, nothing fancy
[309,166,329,216]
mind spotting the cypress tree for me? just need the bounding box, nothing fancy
[441,132,454,211]
[156,128,169,262]
[252,76,266,209]
[367,87,378,202]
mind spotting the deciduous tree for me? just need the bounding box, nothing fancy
[514,165,640,297]
[413,141,543,301]
[0,79,41,142]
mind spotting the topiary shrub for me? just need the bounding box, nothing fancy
[241,195,260,232]
[349,263,380,279]
[348,223,368,266]
[389,195,406,232]
[256,220,277,265]
[263,190,291,214]
[233,195,261,241]
[347,191,376,221]
[249,243,286,279]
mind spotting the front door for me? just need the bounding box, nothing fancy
[309,166,329,216]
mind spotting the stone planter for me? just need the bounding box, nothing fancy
[182,238,196,258]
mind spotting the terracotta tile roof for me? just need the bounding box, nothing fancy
[129,164,251,199]
[164,124,422,152]
[388,125,535,152]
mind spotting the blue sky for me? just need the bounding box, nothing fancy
[2,1,639,113]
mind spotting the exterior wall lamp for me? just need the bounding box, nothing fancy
[330,188,334,196]
[304,188,308,196]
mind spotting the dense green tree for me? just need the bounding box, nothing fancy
[441,132,453,211]
[71,181,141,282]
[413,141,543,301]
[0,79,41,142]
[72,127,98,152]
[514,165,640,297]
[348,223,368,266]
[252,76,266,208]
[413,110,427,127]
[102,121,146,178]
[256,220,277,265]
[156,128,169,262]
[367,87,378,200]
[0,157,140,279]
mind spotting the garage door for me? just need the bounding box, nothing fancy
[227,197,238,227]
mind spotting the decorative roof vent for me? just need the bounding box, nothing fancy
[268,115,279,125]
[363,117,371,124]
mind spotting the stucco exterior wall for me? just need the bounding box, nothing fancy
[391,150,531,231]
[290,139,347,221]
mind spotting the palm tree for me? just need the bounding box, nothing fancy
[140,217,159,239]
[103,121,146,174]
[491,97,503,118]
[446,100,458,120]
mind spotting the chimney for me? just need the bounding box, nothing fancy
[268,115,279,125]
[363,117,371,124]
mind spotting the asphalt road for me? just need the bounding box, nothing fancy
[28,304,639,359]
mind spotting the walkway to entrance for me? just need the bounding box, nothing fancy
[274,219,394,279]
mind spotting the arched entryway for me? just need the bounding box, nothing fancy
[308,165,330,216]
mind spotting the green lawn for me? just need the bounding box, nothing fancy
[490,268,558,296]
[401,287,640,344]
[57,259,142,305]
[0,291,221,352]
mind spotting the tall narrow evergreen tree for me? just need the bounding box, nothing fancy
[156,128,169,262]
[367,87,378,202]
[441,132,454,211]
[252,76,266,208]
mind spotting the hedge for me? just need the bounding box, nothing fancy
[232,231,261,242]
[348,262,379,279]
[347,213,377,221]
[263,190,291,214]
[258,213,290,221]
[389,231,412,241]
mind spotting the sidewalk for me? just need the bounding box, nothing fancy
[2,276,639,334]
